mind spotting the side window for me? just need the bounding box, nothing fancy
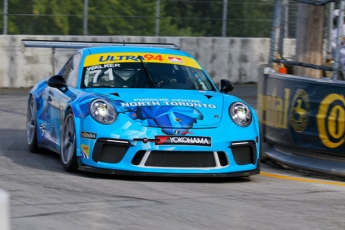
[61,53,81,88]
[61,58,73,80]
[67,53,81,88]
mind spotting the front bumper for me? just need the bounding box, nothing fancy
[76,115,261,176]
[77,159,260,177]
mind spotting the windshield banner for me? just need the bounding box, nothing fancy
[84,53,202,69]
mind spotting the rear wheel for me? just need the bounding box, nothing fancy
[60,110,78,172]
[26,97,39,153]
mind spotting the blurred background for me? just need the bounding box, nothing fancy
[0,0,299,38]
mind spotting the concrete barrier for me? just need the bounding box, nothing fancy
[258,66,345,177]
[0,189,9,230]
[0,35,276,88]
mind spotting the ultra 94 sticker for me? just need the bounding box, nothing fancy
[84,53,202,69]
[155,136,211,146]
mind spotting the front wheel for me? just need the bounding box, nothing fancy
[60,110,78,172]
[27,97,39,153]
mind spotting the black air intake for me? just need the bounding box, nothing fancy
[92,138,130,163]
[230,141,256,165]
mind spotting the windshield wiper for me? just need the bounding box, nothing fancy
[138,56,156,88]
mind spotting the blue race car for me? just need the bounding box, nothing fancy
[25,40,261,177]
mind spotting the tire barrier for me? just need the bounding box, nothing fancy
[258,66,345,177]
[0,189,9,230]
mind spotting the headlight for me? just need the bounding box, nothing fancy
[90,99,117,124]
[229,102,252,127]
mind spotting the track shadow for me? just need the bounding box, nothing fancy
[75,171,254,184]
[0,128,66,174]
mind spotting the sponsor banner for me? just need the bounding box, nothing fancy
[81,131,96,139]
[83,52,201,69]
[259,74,345,154]
[155,135,211,146]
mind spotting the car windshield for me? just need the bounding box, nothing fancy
[81,62,216,90]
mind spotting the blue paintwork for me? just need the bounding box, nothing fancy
[28,45,260,175]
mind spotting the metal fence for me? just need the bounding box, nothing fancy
[271,0,335,60]
[0,0,277,37]
[269,0,341,79]
[0,0,337,40]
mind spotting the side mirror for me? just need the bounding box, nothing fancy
[219,79,234,93]
[47,75,68,92]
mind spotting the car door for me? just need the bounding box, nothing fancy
[48,52,81,150]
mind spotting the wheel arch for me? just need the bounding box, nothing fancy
[27,93,37,109]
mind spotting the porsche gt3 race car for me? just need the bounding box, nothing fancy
[25,40,261,177]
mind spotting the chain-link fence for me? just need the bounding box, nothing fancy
[271,0,335,61]
[0,0,277,37]
[269,0,341,79]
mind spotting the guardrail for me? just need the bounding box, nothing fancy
[0,189,9,230]
[258,66,345,177]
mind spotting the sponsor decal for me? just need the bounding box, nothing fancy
[120,101,216,108]
[81,131,96,139]
[38,122,57,143]
[317,93,345,148]
[290,89,310,132]
[84,53,202,69]
[168,56,184,63]
[258,87,290,129]
[86,64,120,71]
[99,54,163,62]
[155,136,211,146]
[81,144,90,159]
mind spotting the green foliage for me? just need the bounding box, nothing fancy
[0,0,274,37]
[162,0,273,37]
[87,0,155,35]
[227,1,274,37]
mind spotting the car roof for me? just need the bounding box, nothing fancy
[84,46,191,57]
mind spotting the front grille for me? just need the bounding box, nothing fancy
[144,151,216,168]
[230,142,256,165]
[92,139,129,163]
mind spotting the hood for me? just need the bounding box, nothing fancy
[88,89,227,131]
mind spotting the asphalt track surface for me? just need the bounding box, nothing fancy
[0,85,345,230]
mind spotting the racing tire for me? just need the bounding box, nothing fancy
[60,110,78,172]
[26,97,39,153]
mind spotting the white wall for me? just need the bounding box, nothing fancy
[0,35,274,88]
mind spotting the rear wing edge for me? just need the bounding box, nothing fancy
[21,39,180,50]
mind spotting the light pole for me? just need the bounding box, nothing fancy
[83,0,88,35]
[155,0,160,37]
[222,0,228,37]
[3,0,8,35]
